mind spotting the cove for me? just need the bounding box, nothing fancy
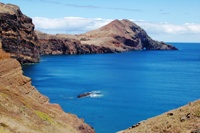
[23,43,200,133]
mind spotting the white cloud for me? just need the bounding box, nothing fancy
[134,21,200,42]
[32,17,200,42]
[135,21,200,34]
[33,17,112,34]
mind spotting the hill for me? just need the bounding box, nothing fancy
[77,19,177,52]
[118,100,200,133]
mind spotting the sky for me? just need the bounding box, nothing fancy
[1,0,200,42]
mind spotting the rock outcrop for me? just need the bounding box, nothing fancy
[117,100,200,133]
[78,19,177,51]
[0,3,40,64]
[0,49,94,133]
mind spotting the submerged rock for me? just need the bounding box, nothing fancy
[77,91,103,98]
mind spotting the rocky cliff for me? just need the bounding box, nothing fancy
[0,3,40,64]
[0,49,94,133]
[0,2,177,64]
[0,3,94,133]
[37,20,177,55]
[118,100,200,133]
[78,19,177,51]
[36,31,113,55]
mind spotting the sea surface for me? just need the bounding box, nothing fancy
[23,43,200,133]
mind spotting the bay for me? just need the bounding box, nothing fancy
[23,43,200,133]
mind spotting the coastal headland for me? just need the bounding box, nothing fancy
[1,2,199,133]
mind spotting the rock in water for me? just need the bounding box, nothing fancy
[78,92,92,98]
[77,91,103,98]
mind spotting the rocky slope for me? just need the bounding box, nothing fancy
[78,19,177,51]
[0,48,94,133]
[0,3,40,64]
[118,100,200,133]
[0,3,94,133]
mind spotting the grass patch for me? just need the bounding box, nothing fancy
[35,110,54,124]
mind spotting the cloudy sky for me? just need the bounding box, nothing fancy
[2,0,200,42]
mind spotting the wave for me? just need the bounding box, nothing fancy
[89,91,103,98]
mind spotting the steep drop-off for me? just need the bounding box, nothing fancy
[0,2,177,64]
[0,3,94,133]
[0,48,94,133]
[0,3,40,64]
[36,31,113,55]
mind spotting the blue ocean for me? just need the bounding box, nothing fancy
[23,43,200,133]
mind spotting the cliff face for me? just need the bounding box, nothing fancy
[118,100,200,133]
[78,19,177,51]
[37,19,177,55]
[0,3,94,132]
[36,31,113,55]
[0,49,94,133]
[0,3,40,64]
[0,2,177,64]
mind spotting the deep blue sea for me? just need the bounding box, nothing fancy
[23,43,200,133]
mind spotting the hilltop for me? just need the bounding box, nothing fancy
[36,19,177,58]
[77,19,177,51]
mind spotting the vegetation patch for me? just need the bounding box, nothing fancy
[35,110,54,124]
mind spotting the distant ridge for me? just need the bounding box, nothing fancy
[77,19,178,51]
[37,19,177,56]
